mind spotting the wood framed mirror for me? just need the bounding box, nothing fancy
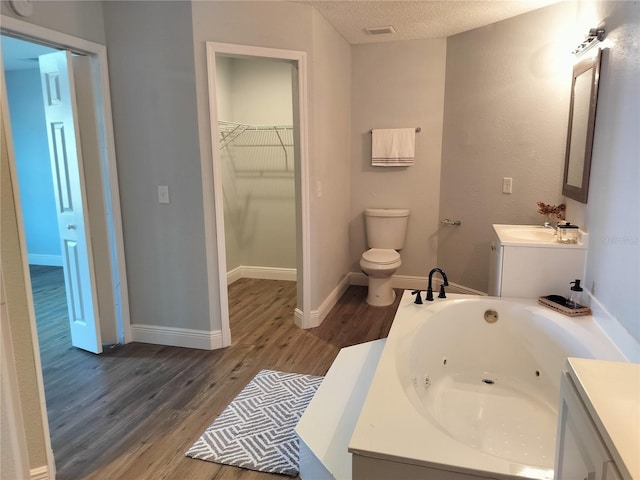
[562,49,602,203]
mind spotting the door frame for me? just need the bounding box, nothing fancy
[204,42,311,346]
[1,16,131,345]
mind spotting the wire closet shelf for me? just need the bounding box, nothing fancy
[218,121,294,177]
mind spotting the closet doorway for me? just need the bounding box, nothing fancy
[206,43,311,346]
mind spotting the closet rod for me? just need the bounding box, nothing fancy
[369,127,421,133]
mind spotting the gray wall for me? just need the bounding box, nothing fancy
[102,1,210,330]
[191,1,352,311]
[438,2,575,293]
[0,0,105,44]
[568,0,640,344]
[350,39,447,278]
[310,10,352,306]
[216,57,296,272]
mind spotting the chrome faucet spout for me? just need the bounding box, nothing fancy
[426,268,449,301]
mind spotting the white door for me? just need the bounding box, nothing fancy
[38,51,102,354]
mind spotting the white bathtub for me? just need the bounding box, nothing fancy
[349,291,627,480]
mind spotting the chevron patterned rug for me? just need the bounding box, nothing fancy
[185,369,323,476]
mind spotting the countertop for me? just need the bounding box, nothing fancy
[568,358,640,479]
[493,224,588,248]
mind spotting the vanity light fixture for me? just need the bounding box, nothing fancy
[572,27,606,56]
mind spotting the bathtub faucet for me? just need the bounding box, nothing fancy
[426,268,449,301]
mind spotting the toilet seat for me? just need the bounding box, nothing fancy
[361,248,400,265]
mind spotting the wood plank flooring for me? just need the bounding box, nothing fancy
[30,266,401,480]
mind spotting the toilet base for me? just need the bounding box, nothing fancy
[366,276,396,307]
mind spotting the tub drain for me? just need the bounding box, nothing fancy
[482,379,495,385]
[484,309,498,323]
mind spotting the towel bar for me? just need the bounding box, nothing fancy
[441,219,462,226]
[370,127,421,133]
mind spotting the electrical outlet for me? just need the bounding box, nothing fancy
[502,177,513,194]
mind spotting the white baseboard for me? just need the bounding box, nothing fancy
[28,254,63,267]
[30,465,49,480]
[349,272,485,296]
[294,271,484,331]
[130,324,223,350]
[227,266,243,285]
[294,308,317,329]
[294,273,351,330]
[317,274,351,325]
[227,266,296,284]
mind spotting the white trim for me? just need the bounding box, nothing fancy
[204,42,311,345]
[226,266,243,285]
[317,274,351,325]
[0,15,131,345]
[294,308,319,329]
[0,269,30,480]
[227,266,296,284]
[203,43,230,348]
[1,48,56,480]
[30,466,50,480]
[130,324,223,351]
[294,273,351,329]
[349,272,485,296]
[296,272,485,330]
[27,254,63,267]
[440,281,486,296]
[89,30,131,345]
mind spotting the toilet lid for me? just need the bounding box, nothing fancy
[362,248,400,265]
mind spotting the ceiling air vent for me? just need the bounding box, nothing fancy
[365,25,396,35]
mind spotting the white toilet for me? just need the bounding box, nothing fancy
[360,208,410,306]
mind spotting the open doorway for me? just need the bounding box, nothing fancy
[2,35,107,353]
[205,42,312,346]
[1,17,130,476]
[215,54,298,341]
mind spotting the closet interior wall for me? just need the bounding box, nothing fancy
[215,55,297,278]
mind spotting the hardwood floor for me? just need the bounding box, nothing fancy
[30,267,401,480]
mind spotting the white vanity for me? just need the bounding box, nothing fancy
[489,224,588,298]
[555,358,639,480]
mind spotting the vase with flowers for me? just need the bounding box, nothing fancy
[536,202,566,227]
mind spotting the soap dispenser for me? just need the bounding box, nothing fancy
[568,279,584,309]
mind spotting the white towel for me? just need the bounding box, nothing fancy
[371,128,416,167]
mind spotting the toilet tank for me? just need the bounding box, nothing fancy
[364,208,410,249]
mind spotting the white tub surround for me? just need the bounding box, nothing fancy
[349,291,626,480]
[295,339,386,479]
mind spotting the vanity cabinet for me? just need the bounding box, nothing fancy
[489,224,587,298]
[555,358,639,480]
[555,373,622,480]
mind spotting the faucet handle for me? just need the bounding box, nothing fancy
[438,284,447,299]
[411,290,423,304]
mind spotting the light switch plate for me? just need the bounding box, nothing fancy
[502,177,513,194]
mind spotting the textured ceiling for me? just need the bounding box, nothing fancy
[300,1,559,44]
[1,1,561,71]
